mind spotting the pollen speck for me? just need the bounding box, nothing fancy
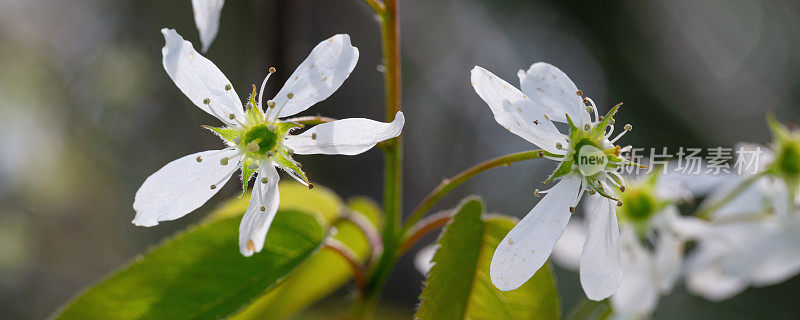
[576,90,583,96]
[311,133,317,140]
[220,157,229,165]
[261,177,268,184]
[508,238,514,245]
[210,184,217,190]
[225,84,232,91]
[196,156,203,162]
[203,98,210,105]
[260,205,266,211]
[247,240,255,252]
[287,92,294,99]
[322,77,328,81]
[569,206,575,213]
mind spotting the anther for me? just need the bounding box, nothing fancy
[228,113,236,120]
[203,98,210,105]
[620,186,626,192]
[267,100,276,108]
[576,90,583,96]
[569,206,575,213]
[210,184,217,189]
[225,84,232,91]
[534,189,540,197]
[220,157,229,165]
[287,92,294,99]
[308,183,314,190]
[311,133,317,140]
[260,205,266,212]
[269,67,276,73]
[533,120,539,125]
[588,189,596,195]
[617,200,624,207]
[609,118,616,125]
[585,106,594,114]
[261,177,268,184]
[556,142,563,150]
[537,151,544,157]
[247,141,260,152]
[599,116,604,121]
[196,156,203,162]
[624,124,633,131]
[584,124,591,131]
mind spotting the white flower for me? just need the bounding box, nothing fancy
[133,29,405,257]
[191,0,224,52]
[471,63,637,299]
[685,176,800,301]
[554,172,708,318]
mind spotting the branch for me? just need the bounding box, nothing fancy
[399,209,454,254]
[402,149,545,233]
[324,239,367,296]
[363,0,385,14]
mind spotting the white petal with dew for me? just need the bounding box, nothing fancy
[580,196,622,300]
[518,62,590,126]
[490,176,582,291]
[273,34,359,118]
[284,112,404,155]
[238,164,280,257]
[191,0,224,52]
[161,28,244,124]
[133,148,241,227]
[471,66,566,154]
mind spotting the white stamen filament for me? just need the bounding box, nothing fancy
[609,130,628,144]
[605,125,615,140]
[258,68,275,110]
[584,97,600,124]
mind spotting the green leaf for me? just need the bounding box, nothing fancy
[415,197,560,320]
[54,209,326,320]
[232,197,383,320]
[54,182,343,320]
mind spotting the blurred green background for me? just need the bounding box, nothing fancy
[1,0,799,319]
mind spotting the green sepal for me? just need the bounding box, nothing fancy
[275,122,302,136]
[591,103,621,139]
[203,125,240,144]
[767,113,790,143]
[240,158,258,197]
[565,113,580,137]
[544,159,574,184]
[274,151,310,186]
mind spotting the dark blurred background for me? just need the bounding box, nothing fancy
[1,0,799,319]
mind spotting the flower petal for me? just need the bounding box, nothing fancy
[471,66,566,154]
[518,62,590,125]
[284,111,404,155]
[191,0,225,52]
[580,196,622,300]
[612,229,658,318]
[133,148,241,227]
[490,176,582,291]
[161,28,244,124]
[273,34,359,118]
[414,244,439,275]
[552,217,587,271]
[238,164,280,257]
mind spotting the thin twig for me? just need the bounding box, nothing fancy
[695,171,765,219]
[363,0,385,14]
[335,211,384,265]
[324,239,367,296]
[402,149,545,234]
[399,209,455,254]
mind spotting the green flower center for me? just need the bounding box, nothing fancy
[619,187,658,222]
[777,141,800,178]
[242,124,278,156]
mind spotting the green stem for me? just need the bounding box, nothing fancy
[695,171,765,219]
[402,150,545,235]
[353,0,401,318]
